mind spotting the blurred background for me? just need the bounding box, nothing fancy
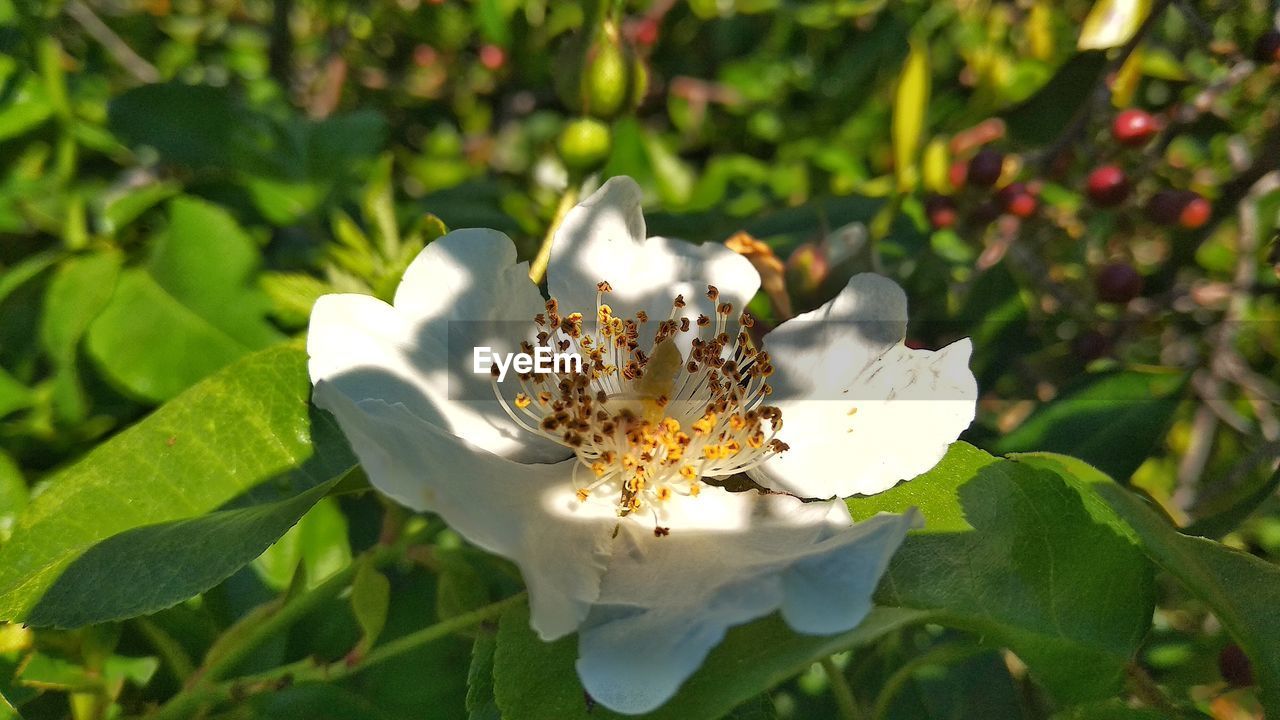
[1,0,1279,718]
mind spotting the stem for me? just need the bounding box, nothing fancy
[528,184,581,285]
[142,593,525,720]
[1124,662,1179,715]
[198,543,396,684]
[134,617,196,684]
[64,0,160,83]
[821,656,862,720]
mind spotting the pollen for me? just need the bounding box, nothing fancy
[490,282,786,520]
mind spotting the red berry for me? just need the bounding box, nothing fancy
[1111,109,1158,147]
[1096,263,1143,304]
[948,161,968,190]
[967,148,1004,187]
[925,195,959,230]
[1254,30,1280,63]
[1086,165,1130,207]
[633,18,660,46]
[1219,644,1254,688]
[479,44,506,71]
[1179,194,1211,229]
[1007,193,1038,218]
[997,182,1038,217]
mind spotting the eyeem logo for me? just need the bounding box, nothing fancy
[474,346,583,382]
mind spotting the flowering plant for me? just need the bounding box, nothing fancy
[307,177,977,713]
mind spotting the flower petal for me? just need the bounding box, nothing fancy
[308,228,566,463]
[751,274,977,498]
[575,488,917,714]
[547,177,760,326]
[312,390,616,639]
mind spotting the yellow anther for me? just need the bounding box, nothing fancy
[656,487,672,502]
[728,414,746,430]
[747,432,765,449]
[691,413,718,435]
[514,393,532,409]
[679,465,697,481]
[576,488,590,502]
[591,461,608,476]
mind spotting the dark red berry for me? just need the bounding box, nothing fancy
[1145,190,1189,225]
[1096,263,1143,304]
[1072,330,1111,361]
[967,148,1004,187]
[1219,643,1254,688]
[925,195,959,230]
[1086,165,1131,207]
[1179,194,1211,229]
[1111,109,1158,147]
[1254,30,1280,64]
[997,182,1037,217]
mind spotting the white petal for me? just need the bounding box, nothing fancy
[575,487,917,715]
[308,229,565,463]
[312,391,616,639]
[547,177,760,326]
[751,274,977,498]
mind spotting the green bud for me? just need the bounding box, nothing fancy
[556,21,642,120]
[558,118,612,171]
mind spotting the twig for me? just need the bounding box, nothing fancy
[64,0,159,84]
[528,183,581,285]
[1038,0,1172,172]
[821,657,863,720]
[141,593,526,720]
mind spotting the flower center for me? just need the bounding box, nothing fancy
[492,282,788,516]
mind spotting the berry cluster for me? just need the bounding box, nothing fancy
[924,147,1039,231]
[1084,108,1211,231]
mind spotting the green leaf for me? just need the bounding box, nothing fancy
[492,601,930,720]
[351,560,391,653]
[85,270,250,402]
[149,198,282,349]
[101,180,181,235]
[892,42,930,193]
[1184,462,1280,539]
[1016,453,1280,713]
[0,369,31,421]
[436,549,491,621]
[1001,52,1108,145]
[16,652,158,692]
[467,629,501,720]
[253,497,352,590]
[108,83,238,170]
[0,452,25,545]
[993,370,1186,483]
[40,250,123,422]
[848,443,1156,703]
[1078,0,1154,50]
[0,342,358,628]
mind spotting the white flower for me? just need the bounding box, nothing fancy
[307,177,978,714]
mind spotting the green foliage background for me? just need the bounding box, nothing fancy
[1,0,1278,718]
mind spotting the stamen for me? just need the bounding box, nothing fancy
[490,283,787,519]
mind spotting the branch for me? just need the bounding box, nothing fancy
[64,0,159,84]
